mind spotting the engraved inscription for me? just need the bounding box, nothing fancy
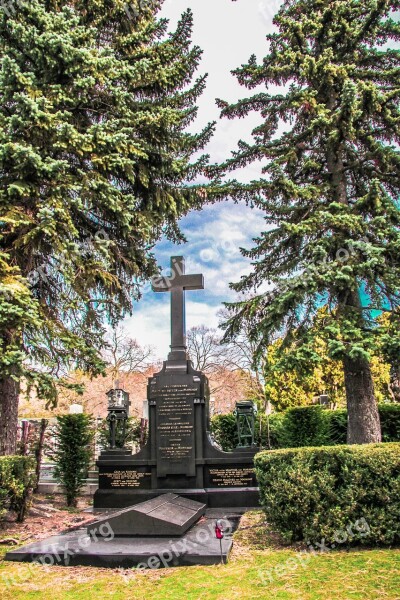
[208,467,256,488]
[156,382,196,477]
[99,469,151,489]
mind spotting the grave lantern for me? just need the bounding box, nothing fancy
[106,388,130,449]
[234,401,258,448]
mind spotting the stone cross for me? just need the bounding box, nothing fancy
[152,256,204,362]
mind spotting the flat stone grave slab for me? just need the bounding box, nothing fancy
[87,493,206,537]
[5,511,240,569]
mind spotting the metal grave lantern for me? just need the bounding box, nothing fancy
[234,401,258,448]
[106,388,130,449]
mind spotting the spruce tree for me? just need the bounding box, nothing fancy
[215,0,400,443]
[0,0,212,453]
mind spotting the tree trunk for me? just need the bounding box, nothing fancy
[0,375,20,455]
[343,355,381,444]
[325,94,381,445]
[336,286,381,445]
[340,285,381,444]
[34,419,48,492]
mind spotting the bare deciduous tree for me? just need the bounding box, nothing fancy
[102,326,155,381]
[187,325,226,374]
[217,307,270,413]
[187,321,269,411]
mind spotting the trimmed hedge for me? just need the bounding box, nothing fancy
[255,443,400,546]
[277,406,329,448]
[259,413,287,449]
[380,404,400,442]
[326,405,400,445]
[326,409,347,445]
[211,404,400,450]
[210,414,238,450]
[0,456,34,522]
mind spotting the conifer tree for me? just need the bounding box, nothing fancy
[0,0,212,453]
[53,413,93,507]
[215,0,400,443]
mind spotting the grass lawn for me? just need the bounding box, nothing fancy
[0,512,398,599]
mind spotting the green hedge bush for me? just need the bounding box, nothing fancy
[210,414,238,451]
[380,404,400,442]
[278,406,330,448]
[0,456,34,522]
[326,409,347,445]
[325,406,400,445]
[211,404,400,450]
[259,413,286,449]
[255,443,400,546]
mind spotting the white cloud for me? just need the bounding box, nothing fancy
[171,202,266,299]
[122,1,279,358]
[160,0,276,170]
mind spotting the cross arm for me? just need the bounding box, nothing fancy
[152,276,171,292]
[181,274,204,291]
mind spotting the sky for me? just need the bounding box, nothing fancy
[124,0,283,359]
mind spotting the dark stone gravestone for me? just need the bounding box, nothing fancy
[94,257,259,510]
[87,494,206,537]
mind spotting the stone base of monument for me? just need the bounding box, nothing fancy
[5,504,239,569]
[88,493,206,537]
[93,487,260,511]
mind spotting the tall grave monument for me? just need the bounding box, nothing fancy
[94,257,259,509]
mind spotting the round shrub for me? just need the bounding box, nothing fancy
[255,443,400,546]
[0,456,34,522]
[278,406,330,447]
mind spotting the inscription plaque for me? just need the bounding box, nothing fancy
[154,381,197,477]
[99,468,152,490]
[206,467,256,488]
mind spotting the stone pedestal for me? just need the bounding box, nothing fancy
[94,360,259,510]
[88,494,206,537]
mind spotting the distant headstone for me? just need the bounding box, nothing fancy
[320,394,330,407]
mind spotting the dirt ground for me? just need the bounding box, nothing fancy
[0,494,95,546]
